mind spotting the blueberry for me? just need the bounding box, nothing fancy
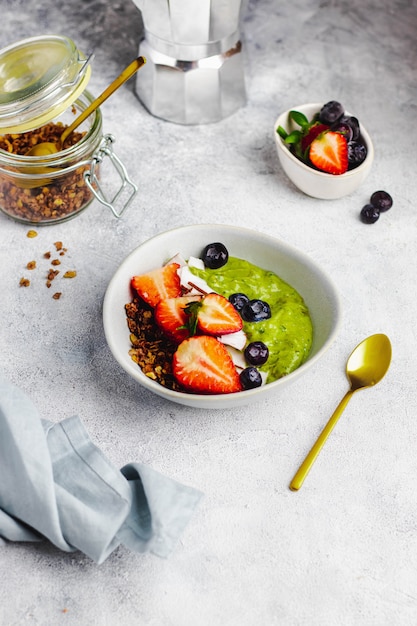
[360,204,380,224]
[229,292,250,312]
[343,115,360,141]
[241,299,272,322]
[319,101,344,125]
[370,190,393,212]
[331,121,353,142]
[244,341,269,366]
[240,367,263,390]
[202,242,228,269]
[347,141,367,168]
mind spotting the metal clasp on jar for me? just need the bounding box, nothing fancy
[84,134,138,218]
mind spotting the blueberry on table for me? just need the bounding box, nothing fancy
[241,299,271,322]
[240,367,263,390]
[244,341,269,366]
[202,242,229,269]
[319,101,344,125]
[360,204,380,224]
[370,190,393,212]
[229,292,250,312]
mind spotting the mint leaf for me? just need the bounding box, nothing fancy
[289,110,309,129]
[182,300,201,336]
[276,125,288,140]
[284,130,302,145]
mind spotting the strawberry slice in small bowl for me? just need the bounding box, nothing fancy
[300,122,329,154]
[309,130,348,175]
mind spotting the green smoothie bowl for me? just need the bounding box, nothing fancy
[103,225,341,409]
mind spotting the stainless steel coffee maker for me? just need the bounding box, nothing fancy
[131,0,247,124]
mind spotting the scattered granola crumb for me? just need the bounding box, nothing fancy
[26,230,38,238]
[47,269,60,281]
[21,237,76,297]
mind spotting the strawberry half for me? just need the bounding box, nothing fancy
[173,335,242,394]
[309,130,348,175]
[184,292,243,336]
[155,295,202,343]
[131,263,181,308]
[300,122,329,154]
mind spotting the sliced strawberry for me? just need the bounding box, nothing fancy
[300,122,329,153]
[173,335,242,394]
[155,295,202,343]
[131,263,181,308]
[192,293,243,336]
[309,131,348,175]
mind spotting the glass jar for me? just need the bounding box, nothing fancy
[0,35,137,225]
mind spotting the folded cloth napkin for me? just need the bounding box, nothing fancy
[0,377,202,564]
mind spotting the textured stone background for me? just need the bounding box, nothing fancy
[1,1,417,625]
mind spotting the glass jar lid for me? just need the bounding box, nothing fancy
[0,34,92,133]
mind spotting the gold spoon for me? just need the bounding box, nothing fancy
[26,55,146,156]
[289,333,392,491]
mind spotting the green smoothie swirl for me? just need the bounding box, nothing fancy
[190,257,313,382]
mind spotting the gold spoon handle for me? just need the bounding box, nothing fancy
[289,389,353,491]
[60,56,146,145]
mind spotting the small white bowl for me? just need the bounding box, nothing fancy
[103,224,342,409]
[274,102,374,200]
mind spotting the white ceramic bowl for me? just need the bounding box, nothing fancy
[274,102,374,200]
[103,224,341,409]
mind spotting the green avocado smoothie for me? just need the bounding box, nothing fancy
[190,257,313,382]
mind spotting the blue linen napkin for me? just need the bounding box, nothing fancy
[0,376,202,564]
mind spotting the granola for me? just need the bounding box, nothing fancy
[0,124,93,223]
[125,296,184,392]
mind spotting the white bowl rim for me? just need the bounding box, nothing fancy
[103,224,342,406]
[274,102,374,179]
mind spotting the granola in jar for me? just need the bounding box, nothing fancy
[0,35,137,224]
[0,122,95,224]
[0,89,104,225]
